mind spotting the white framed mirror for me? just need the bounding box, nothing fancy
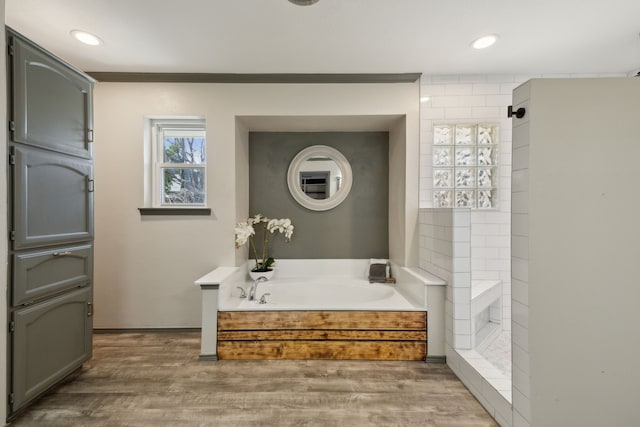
[287,145,353,211]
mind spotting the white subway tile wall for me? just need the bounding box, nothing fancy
[420,74,518,340]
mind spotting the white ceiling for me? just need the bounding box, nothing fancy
[6,0,640,76]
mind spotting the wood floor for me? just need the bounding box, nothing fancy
[9,332,498,427]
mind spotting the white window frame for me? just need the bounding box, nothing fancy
[149,118,207,207]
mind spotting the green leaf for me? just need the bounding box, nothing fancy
[264,257,275,269]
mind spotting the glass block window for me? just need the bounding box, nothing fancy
[432,124,498,209]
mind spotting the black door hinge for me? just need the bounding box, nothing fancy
[8,321,15,332]
[8,41,14,56]
[9,121,15,132]
[9,230,15,241]
[8,393,14,406]
[9,154,16,165]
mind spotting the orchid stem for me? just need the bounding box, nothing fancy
[261,222,269,269]
[249,236,260,270]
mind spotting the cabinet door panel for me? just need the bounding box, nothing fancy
[12,244,93,306]
[11,286,92,412]
[10,33,93,159]
[12,144,93,250]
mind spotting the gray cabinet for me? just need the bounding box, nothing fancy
[6,28,95,417]
[12,244,92,306]
[11,287,93,411]
[10,33,93,159]
[11,145,93,250]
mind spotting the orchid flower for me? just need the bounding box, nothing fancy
[235,214,294,271]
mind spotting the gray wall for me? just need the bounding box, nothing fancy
[249,132,388,259]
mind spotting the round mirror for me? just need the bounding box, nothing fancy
[287,145,353,211]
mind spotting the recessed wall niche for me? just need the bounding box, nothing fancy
[249,132,389,260]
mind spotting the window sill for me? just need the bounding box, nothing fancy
[138,207,211,216]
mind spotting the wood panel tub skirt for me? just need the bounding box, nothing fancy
[217,311,427,361]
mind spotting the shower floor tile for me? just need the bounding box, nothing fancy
[479,330,512,379]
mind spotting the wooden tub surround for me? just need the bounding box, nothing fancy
[217,311,427,360]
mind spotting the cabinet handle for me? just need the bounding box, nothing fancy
[87,178,95,193]
[87,302,93,317]
[52,251,72,257]
[87,129,94,143]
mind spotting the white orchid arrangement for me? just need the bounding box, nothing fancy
[235,214,294,272]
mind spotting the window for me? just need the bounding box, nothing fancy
[151,119,206,206]
[432,123,499,209]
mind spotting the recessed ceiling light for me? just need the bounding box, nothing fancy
[288,0,319,5]
[471,34,498,49]
[420,96,431,103]
[70,30,103,46]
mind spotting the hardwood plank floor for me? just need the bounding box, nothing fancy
[9,332,498,427]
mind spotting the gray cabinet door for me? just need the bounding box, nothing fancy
[11,286,93,412]
[9,32,93,159]
[12,144,93,250]
[12,244,93,306]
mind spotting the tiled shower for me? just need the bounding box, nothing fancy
[418,74,518,425]
[417,72,628,426]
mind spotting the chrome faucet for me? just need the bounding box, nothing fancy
[249,276,269,301]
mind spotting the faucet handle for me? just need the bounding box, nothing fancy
[237,287,247,298]
[259,293,271,304]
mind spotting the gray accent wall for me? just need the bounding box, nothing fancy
[249,132,388,260]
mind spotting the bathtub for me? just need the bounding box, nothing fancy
[195,260,447,361]
[218,276,427,360]
[224,277,423,311]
